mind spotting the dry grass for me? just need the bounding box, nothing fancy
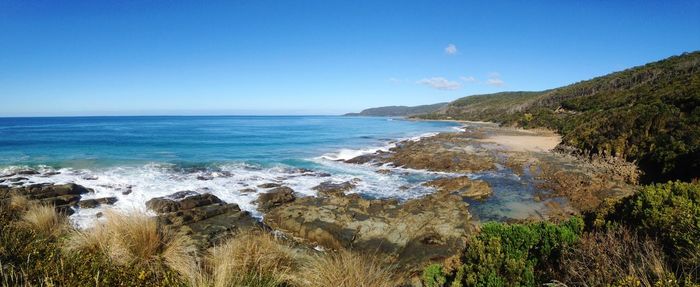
[21,204,68,237]
[64,209,197,270]
[207,230,298,287]
[9,195,29,211]
[294,250,397,287]
[560,227,676,287]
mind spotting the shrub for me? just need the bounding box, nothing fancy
[610,181,700,277]
[426,217,584,287]
[560,226,676,287]
[423,264,448,287]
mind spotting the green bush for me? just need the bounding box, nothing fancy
[611,181,700,277]
[422,264,448,287]
[425,217,584,287]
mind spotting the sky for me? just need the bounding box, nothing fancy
[1,1,699,116]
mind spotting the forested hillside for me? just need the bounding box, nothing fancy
[416,52,700,183]
[345,103,447,117]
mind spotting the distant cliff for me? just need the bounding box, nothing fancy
[344,103,447,117]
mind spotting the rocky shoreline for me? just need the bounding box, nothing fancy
[0,122,640,273]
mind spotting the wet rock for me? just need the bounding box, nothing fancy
[257,182,282,188]
[147,191,260,248]
[424,176,492,200]
[121,186,133,195]
[264,190,472,272]
[376,169,392,175]
[78,197,118,209]
[240,188,256,193]
[8,177,28,182]
[312,181,356,197]
[17,170,39,175]
[196,175,213,181]
[81,175,98,180]
[315,172,332,177]
[347,133,496,173]
[0,183,92,216]
[256,186,295,211]
[146,192,221,213]
[41,171,61,177]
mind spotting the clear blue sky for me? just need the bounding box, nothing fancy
[1,1,699,116]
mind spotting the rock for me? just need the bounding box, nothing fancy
[376,169,392,175]
[315,172,332,177]
[146,191,260,248]
[347,133,496,173]
[312,181,356,197]
[196,175,213,181]
[424,176,492,200]
[257,183,282,188]
[263,190,472,272]
[78,197,118,209]
[81,175,98,180]
[17,170,39,175]
[8,177,28,182]
[146,191,221,213]
[240,188,256,193]
[256,186,295,211]
[121,186,132,195]
[0,183,92,216]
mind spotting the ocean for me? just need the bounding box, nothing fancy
[0,116,466,226]
[0,115,557,227]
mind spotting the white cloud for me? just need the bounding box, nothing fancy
[485,72,505,86]
[417,77,462,90]
[444,44,458,55]
[460,76,477,83]
[487,78,505,86]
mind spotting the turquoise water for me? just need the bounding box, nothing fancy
[0,116,458,168]
[0,116,557,226]
[0,116,468,226]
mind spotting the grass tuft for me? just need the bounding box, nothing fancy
[63,209,198,270]
[295,250,397,287]
[21,204,68,237]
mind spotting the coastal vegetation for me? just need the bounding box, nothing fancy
[1,53,699,286]
[2,181,698,286]
[416,51,700,183]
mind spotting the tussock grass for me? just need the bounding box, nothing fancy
[21,204,68,237]
[8,195,29,212]
[295,250,397,287]
[64,210,197,270]
[172,229,300,287]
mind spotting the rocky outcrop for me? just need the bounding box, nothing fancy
[256,186,295,211]
[424,176,492,200]
[263,189,474,271]
[312,180,357,197]
[78,197,118,209]
[257,183,282,188]
[0,183,93,215]
[346,132,496,173]
[146,191,260,247]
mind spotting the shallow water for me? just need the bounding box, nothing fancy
[0,116,556,226]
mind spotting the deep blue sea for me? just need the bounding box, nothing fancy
[0,116,554,226]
